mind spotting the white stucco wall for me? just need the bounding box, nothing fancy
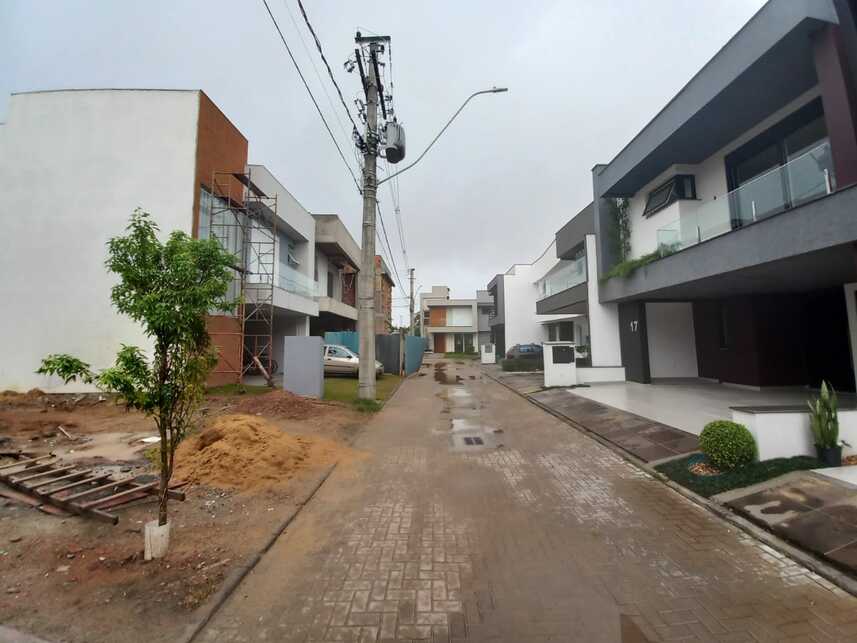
[502,241,568,349]
[585,235,622,367]
[645,302,699,379]
[0,90,201,391]
[626,86,822,258]
[248,164,318,317]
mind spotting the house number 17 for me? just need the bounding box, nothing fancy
[630,320,639,332]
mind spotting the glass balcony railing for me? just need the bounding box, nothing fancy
[657,141,835,254]
[278,264,319,298]
[537,254,587,301]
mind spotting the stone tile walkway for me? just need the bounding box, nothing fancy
[725,472,857,577]
[201,357,857,642]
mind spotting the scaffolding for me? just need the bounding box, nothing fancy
[208,169,278,385]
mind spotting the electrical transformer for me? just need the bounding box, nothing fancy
[385,121,406,164]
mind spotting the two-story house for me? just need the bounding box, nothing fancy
[421,286,492,354]
[591,0,857,391]
[311,214,360,335]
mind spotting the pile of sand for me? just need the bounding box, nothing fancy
[231,390,335,420]
[173,414,345,491]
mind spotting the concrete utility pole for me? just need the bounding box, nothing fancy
[356,36,385,401]
[408,268,415,336]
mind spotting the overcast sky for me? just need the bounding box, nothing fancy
[1,0,766,325]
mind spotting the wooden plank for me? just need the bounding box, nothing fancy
[0,455,54,471]
[12,464,77,484]
[60,477,138,502]
[81,482,158,509]
[0,463,54,479]
[0,486,70,516]
[40,473,112,496]
[27,469,91,490]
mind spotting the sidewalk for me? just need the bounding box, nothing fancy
[199,357,857,642]
[485,366,699,463]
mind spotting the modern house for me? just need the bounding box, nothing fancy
[487,241,570,359]
[590,0,857,393]
[311,214,360,335]
[536,203,624,372]
[0,88,365,390]
[0,88,253,389]
[374,255,394,334]
[421,286,493,353]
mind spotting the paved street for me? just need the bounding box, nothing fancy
[201,357,857,642]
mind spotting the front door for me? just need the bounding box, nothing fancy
[434,334,446,353]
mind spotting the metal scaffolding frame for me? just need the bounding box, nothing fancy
[208,169,278,385]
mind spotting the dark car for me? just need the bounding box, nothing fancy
[505,344,543,360]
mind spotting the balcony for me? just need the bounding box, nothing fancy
[537,254,587,301]
[278,264,319,299]
[657,143,835,254]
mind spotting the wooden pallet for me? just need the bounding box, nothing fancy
[0,454,185,524]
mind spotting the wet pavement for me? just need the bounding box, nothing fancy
[725,473,857,577]
[484,367,699,463]
[201,356,857,642]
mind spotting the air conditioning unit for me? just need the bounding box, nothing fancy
[385,121,406,164]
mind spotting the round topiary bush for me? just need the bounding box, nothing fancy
[699,420,756,470]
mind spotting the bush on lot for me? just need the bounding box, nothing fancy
[699,420,756,470]
[501,358,543,372]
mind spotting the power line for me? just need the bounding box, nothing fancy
[375,201,405,292]
[296,0,364,144]
[260,0,362,194]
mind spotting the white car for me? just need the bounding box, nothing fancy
[323,344,383,377]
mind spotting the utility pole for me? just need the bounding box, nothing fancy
[356,34,388,400]
[408,268,415,337]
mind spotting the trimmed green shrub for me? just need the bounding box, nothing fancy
[699,420,756,470]
[500,358,543,372]
[808,380,839,448]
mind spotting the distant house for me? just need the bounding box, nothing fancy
[420,286,493,354]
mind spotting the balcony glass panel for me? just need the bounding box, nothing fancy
[537,253,587,301]
[278,264,318,298]
[657,141,834,254]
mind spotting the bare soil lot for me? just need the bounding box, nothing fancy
[0,388,369,643]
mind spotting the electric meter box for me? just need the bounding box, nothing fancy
[543,341,577,387]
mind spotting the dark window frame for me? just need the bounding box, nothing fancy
[643,174,697,217]
[724,98,828,225]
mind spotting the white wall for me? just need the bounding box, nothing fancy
[503,241,567,349]
[626,86,822,258]
[247,164,316,291]
[0,90,201,391]
[585,235,622,367]
[645,302,699,379]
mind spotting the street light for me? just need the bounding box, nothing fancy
[377,87,509,186]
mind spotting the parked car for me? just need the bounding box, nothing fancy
[505,344,543,360]
[323,344,383,377]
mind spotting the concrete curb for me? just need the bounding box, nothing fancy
[483,368,857,599]
[181,463,338,643]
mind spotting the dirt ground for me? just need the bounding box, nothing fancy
[0,387,371,643]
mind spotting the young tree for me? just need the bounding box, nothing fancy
[38,209,235,527]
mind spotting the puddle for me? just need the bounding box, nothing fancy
[433,363,463,385]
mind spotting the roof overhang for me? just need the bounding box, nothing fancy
[596,0,838,198]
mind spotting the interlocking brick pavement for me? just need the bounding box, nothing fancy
[201,357,857,642]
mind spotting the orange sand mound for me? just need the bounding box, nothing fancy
[173,414,348,491]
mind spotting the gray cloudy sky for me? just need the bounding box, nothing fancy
[1,0,765,324]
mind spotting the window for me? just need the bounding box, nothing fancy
[327,271,334,298]
[725,98,829,224]
[327,345,353,359]
[643,175,696,217]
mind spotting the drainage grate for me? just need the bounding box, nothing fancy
[463,437,484,446]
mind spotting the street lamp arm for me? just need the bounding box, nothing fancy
[377,87,508,186]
